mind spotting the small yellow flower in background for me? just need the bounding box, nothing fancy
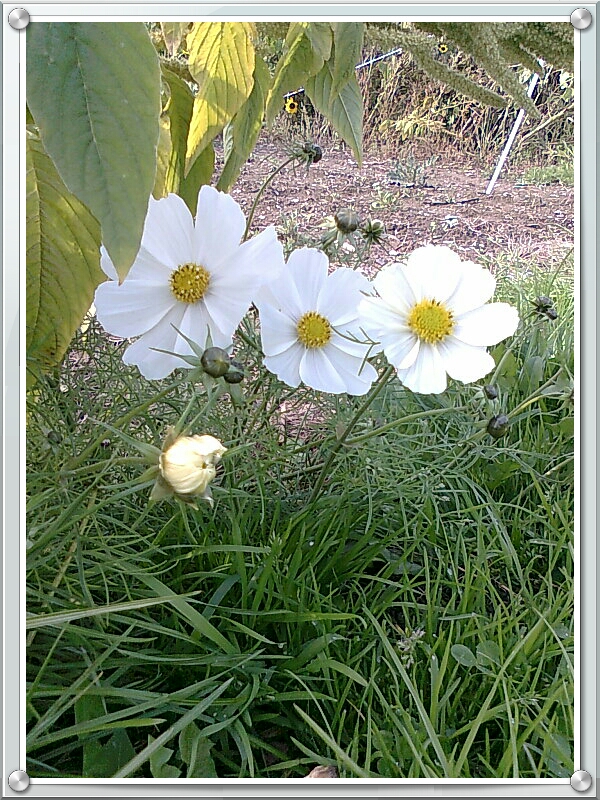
[438,43,448,54]
[151,431,227,507]
[285,96,299,114]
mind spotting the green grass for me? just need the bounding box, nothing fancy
[26,256,574,779]
[518,163,574,187]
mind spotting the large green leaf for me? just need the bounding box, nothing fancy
[305,65,363,165]
[26,132,104,385]
[160,66,195,195]
[26,22,161,281]
[179,145,215,217]
[330,22,364,96]
[265,22,332,125]
[217,57,270,192]
[185,22,255,174]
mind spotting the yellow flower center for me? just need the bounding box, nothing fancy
[407,298,454,344]
[296,311,332,348]
[170,263,210,303]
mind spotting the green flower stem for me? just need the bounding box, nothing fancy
[184,383,228,432]
[60,456,150,478]
[344,404,469,447]
[243,156,298,241]
[67,378,186,470]
[308,364,395,504]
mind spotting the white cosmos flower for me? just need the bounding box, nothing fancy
[94,185,284,380]
[255,248,378,395]
[358,245,519,394]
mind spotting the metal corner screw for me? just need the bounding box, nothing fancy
[571,770,593,792]
[8,8,29,29]
[7,771,30,792]
[570,8,592,29]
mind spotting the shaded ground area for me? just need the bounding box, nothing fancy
[222,138,574,276]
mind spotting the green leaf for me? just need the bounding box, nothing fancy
[160,66,195,195]
[217,57,270,192]
[179,723,218,777]
[160,22,189,57]
[304,22,334,62]
[476,640,502,669]
[265,23,331,125]
[26,22,161,281]
[75,695,138,777]
[330,23,363,95]
[185,22,255,174]
[179,144,215,216]
[26,133,103,385]
[305,67,363,165]
[153,114,173,199]
[148,736,181,779]
[450,644,477,667]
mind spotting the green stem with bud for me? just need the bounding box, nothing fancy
[243,156,298,241]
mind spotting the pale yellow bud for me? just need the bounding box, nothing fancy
[159,434,227,497]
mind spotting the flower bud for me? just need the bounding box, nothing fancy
[201,347,230,378]
[224,360,245,384]
[487,414,510,440]
[334,209,359,234]
[483,384,498,400]
[159,434,227,497]
[360,218,385,245]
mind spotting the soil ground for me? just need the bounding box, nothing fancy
[221,137,574,277]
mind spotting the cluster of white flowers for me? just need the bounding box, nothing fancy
[95,186,519,395]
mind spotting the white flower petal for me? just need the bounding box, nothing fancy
[121,304,188,379]
[194,227,283,342]
[372,263,416,314]
[381,333,420,370]
[396,343,448,394]
[453,303,519,346]
[255,267,305,320]
[324,344,378,395]
[179,300,230,352]
[317,267,371,325]
[438,338,496,383]
[299,348,347,394]
[263,342,305,388]
[258,303,299,356]
[401,245,463,303]
[193,185,246,268]
[288,248,328,309]
[330,330,373,358]
[94,279,175,337]
[139,194,195,267]
[359,296,409,340]
[446,260,496,315]
[100,246,119,280]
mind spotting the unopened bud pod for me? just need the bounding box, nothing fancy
[487,414,510,440]
[201,347,230,378]
[224,361,245,384]
[484,384,498,400]
[334,209,359,234]
[360,218,385,244]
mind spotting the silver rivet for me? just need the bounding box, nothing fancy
[570,8,592,29]
[7,771,30,792]
[8,8,29,29]
[571,770,593,792]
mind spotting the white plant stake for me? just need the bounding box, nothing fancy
[485,71,540,196]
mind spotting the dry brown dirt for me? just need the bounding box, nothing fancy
[221,138,574,277]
